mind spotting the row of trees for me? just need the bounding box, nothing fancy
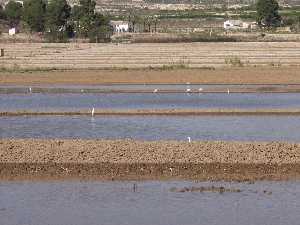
[0,0,112,42]
[0,0,291,41]
[127,14,159,33]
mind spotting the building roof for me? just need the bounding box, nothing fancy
[110,21,129,26]
[224,20,243,26]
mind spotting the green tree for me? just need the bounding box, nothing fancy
[88,13,112,42]
[0,4,7,20]
[77,0,96,37]
[45,0,71,41]
[23,0,46,32]
[70,0,95,37]
[5,1,23,26]
[70,0,111,41]
[256,0,281,27]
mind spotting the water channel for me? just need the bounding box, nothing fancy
[0,181,299,225]
[1,93,300,111]
[1,115,300,141]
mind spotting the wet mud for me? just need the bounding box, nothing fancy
[1,139,300,181]
[2,109,300,116]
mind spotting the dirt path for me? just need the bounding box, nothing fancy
[1,67,300,85]
[1,139,300,181]
[3,109,300,116]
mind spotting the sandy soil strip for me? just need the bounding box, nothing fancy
[1,139,300,181]
[2,86,300,94]
[2,109,300,116]
[1,67,300,85]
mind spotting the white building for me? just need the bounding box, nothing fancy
[15,0,24,6]
[224,20,250,30]
[110,21,129,33]
[8,28,16,36]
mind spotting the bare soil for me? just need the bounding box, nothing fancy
[1,67,300,85]
[1,139,300,181]
[3,109,300,116]
[1,42,300,70]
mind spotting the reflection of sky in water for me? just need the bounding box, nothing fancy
[1,115,300,141]
[1,93,300,111]
[0,181,299,225]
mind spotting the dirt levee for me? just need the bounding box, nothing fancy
[1,139,300,181]
[1,67,300,85]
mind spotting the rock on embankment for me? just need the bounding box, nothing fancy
[0,139,300,181]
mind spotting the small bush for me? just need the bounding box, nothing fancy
[225,56,244,67]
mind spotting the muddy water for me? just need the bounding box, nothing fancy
[0,181,299,225]
[1,115,300,141]
[1,93,300,111]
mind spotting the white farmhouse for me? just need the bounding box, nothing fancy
[110,21,129,33]
[224,20,250,30]
[8,28,16,36]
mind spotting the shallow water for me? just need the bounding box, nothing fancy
[1,115,300,141]
[1,93,300,111]
[0,181,299,225]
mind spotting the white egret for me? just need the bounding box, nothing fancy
[187,137,191,143]
[186,88,191,93]
[227,89,230,94]
[29,87,32,93]
[91,107,95,117]
[153,89,158,93]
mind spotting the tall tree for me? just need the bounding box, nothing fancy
[45,0,71,41]
[23,0,46,32]
[0,4,6,19]
[71,0,111,41]
[256,0,281,27]
[88,12,112,42]
[5,0,23,26]
[70,0,96,37]
[0,5,6,20]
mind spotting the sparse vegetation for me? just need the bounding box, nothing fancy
[225,56,244,67]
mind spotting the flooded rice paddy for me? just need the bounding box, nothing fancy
[0,181,300,225]
[1,84,300,225]
[2,93,300,111]
[1,115,300,141]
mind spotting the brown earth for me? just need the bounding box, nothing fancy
[1,67,300,85]
[3,108,300,116]
[1,42,300,70]
[1,139,300,181]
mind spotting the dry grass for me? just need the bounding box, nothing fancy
[1,42,300,70]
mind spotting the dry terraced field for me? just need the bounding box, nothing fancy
[1,42,300,70]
